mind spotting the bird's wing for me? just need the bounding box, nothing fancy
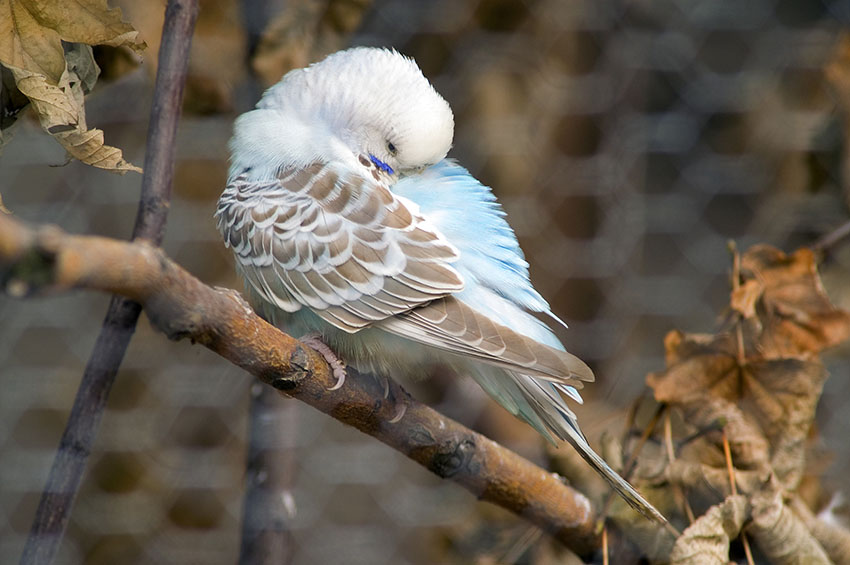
[217,161,591,385]
[379,297,592,383]
[217,162,463,330]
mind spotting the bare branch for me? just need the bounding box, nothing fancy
[0,214,600,557]
[20,2,199,563]
[239,386,298,565]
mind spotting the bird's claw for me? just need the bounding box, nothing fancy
[328,364,347,390]
[299,333,348,391]
[388,401,407,424]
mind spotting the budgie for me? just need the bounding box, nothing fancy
[216,47,664,523]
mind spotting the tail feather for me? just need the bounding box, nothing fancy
[555,408,668,524]
[472,367,667,523]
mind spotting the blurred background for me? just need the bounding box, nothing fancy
[2,0,850,563]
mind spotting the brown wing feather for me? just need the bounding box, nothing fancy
[216,162,463,328]
[379,296,593,385]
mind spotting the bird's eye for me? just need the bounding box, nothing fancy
[387,141,397,155]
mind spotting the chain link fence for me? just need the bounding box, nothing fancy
[2,0,849,562]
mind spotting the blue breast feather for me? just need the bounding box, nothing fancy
[392,160,566,352]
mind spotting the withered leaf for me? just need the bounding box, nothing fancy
[791,495,850,564]
[741,245,850,359]
[731,278,764,319]
[652,331,739,403]
[0,0,144,84]
[749,477,831,564]
[648,331,825,486]
[9,60,141,173]
[0,1,143,173]
[669,494,748,565]
[749,359,827,490]
[667,460,766,499]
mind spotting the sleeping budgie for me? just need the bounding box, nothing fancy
[216,47,665,523]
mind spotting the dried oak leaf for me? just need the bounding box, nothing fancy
[648,331,826,490]
[748,477,831,564]
[647,332,770,470]
[740,245,850,359]
[670,494,748,565]
[0,0,143,173]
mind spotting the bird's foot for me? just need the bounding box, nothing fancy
[299,333,347,390]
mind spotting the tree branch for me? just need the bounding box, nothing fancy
[0,214,600,557]
[239,387,298,565]
[19,2,199,563]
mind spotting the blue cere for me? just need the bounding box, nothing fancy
[369,154,394,175]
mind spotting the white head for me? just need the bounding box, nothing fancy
[230,47,455,178]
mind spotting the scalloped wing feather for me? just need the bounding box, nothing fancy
[216,162,463,330]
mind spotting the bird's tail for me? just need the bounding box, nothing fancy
[471,367,667,523]
[554,408,668,524]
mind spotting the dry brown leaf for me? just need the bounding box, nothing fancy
[741,245,850,359]
[669,494,748,565]
[667,460,766,499]
[748,477,832,564]
[644,244,848,553]
[791,496,850,564]
[0,0,143,84]
[743,360,827,490]
[610,497,678,563]
[731,278,764,319]
[0,1,143,172]
[648,333,770,470]
[651,331,739,404]
[648,329,827,492]
[9,59,140,173]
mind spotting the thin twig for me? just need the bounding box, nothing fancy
[602,525,609,565]
[742,533,756,565]
[664,410,695,524]
[0,216,602,556]
[728,241,747,365]
[500,526,542,564]
[622,403,666,480]
[812,218,850,255]
[722,428,737,497]
[722,429,755,565]
[19,3,198,564]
